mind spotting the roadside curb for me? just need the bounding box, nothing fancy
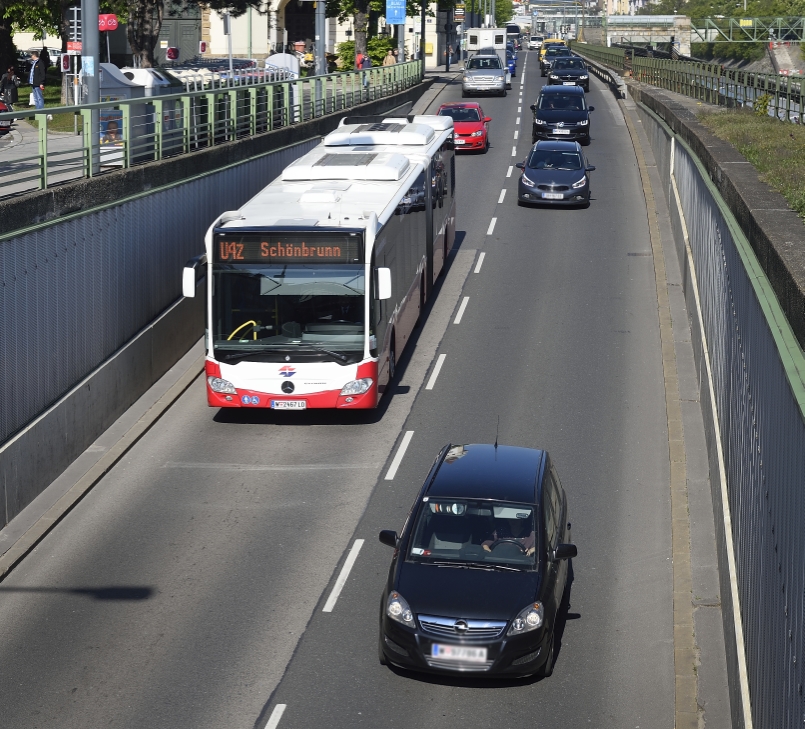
[0,355,205,583]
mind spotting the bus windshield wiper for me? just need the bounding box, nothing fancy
[216,348,272,363]
[306,345,349,362]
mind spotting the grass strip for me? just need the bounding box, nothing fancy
[699,108,805,222]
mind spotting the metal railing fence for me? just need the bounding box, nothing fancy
[571,42,805,123]
[0,61,422,200]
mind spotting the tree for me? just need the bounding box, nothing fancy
[494,0,513,28]
[328,0,424,62]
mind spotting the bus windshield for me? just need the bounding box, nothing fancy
[213,264,365,363]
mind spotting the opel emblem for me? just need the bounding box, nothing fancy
[281,381,295,394]
[454,620,469,632]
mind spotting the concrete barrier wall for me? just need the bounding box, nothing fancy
[0,84,429,529]
[636,98,805,729]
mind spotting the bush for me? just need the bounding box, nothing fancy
[337,37,397,69]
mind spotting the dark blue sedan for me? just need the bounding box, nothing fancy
[516,140,595,207]
[506,50,517,77]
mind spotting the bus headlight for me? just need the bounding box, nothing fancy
[208,376,237,394]
[340,377,373,396]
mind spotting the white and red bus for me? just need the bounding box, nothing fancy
[183,115,456,410]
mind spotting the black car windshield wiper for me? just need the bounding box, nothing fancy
[431,560,527,572]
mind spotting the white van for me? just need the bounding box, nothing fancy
[528,35,544,51]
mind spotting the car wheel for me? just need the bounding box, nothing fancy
[461,90,467,98]
[531,131,537,144]
[536,633,555,678]
[378,631,388,666]
[483,137,489,153]
[502,89,507,97]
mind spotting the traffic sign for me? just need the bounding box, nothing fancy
[386,0,406,25]
[98,14,118,31]
[67,40,82,52]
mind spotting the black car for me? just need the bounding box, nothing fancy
[516,140,595,207]
[530,85,594,144]
[547,57,590,92]
[378,443,576,678]
[540,47,573,76]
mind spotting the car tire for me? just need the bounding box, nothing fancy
[531,131,537,144]
[483,137,489,153]
[502,89,507,97]
[461,90,467,98]
[536,633,555,678]
[378,632,388,666]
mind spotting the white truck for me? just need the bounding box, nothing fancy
[463,28,511,88]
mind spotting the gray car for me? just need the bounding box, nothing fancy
[462,54,507,97]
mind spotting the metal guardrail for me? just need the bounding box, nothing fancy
[571,42,804,123]
[0,61,422,200]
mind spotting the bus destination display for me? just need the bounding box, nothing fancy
[214,233,363,264]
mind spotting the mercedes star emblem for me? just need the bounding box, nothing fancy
[281,381,295,394]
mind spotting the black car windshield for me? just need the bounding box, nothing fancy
[439,107,481,122]
[538,93,585,111]
[467,57,502,70]
[528,149,583,170]
[407,498,537,569]
[553,59,585,70]
[213,264,365,362]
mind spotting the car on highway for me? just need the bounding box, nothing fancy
[539,39,567,62]
[506,49,517,78]
[378,443,576,678]
[506,41,517,60]
[516,140,595,207]
[530,85,594,144]
[547,57,590,91]
[528,35,544,50]
[437,101,492,152]
[541,46,574,76]
[462,54,507,97]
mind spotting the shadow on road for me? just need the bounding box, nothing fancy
[0,586,155,600]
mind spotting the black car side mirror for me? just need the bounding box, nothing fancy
[586,165,596,172]
[553,543,577,561]
[515,162,524,169]
[529,103,537,112]
[588,106,595,111]
[379,530,398,548]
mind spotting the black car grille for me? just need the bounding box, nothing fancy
[426,657,494,671]
[418,614,508,639]
[537,184,569,191]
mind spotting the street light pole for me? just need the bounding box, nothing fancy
[80,0,99,173]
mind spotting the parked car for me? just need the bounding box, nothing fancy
[378,443,577,677]
[0,99,11,133]
[516,140,595,207]
[437,101,491,152]
[547,57,590,91]
[530,84,594,144]
[462,54,507,97]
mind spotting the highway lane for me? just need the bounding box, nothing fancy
[261,55,676,728]
[0,53,675,729]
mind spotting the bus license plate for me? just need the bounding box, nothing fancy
[431,644,488,662]
[542,192,564,200]
[271,400,306,410]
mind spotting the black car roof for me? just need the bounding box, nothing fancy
[531,140,582,151]
[427,444,544,503]
[539,84,585,95]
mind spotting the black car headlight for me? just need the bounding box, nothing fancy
[579,74,588,79]
[521,173,535,187]
[507,602,544,635]
[386,591,415,627]
[534,118,546,125]
[549,74,559,79]
[578,119,588,126]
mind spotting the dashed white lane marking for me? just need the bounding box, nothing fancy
[511,146,517,156]
[514,130,519,140]
[498,189,506,204]
[385,430,414,480]
[516,116,520,124]
[264,705,287,729]
[426,354,447,390]
[474,251,486,273]
[487,218,497,235]
[454,296,470,324]
[517,107,521,113]
[323,539,365,612]
[506,165,513,177]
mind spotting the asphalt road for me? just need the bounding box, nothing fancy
[0,53,675,729]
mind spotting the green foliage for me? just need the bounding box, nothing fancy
[691,41,766,62]
[494,0,514,28]
[754,93,772,115]
[337,35,395,67]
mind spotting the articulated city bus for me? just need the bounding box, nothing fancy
[183,115,456,410]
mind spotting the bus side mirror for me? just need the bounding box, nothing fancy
[182,267,196,298]
[377,267,392,300]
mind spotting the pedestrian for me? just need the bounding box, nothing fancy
[0,65,20,111]
[29,51,46,110]
[382,49,396,66]
[360,52,372,90]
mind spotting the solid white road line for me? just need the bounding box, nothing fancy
[264,705,287,729]
[385,430,414,480]
[506,166,513,177]
[322,539,365,612]
[487,218,497,235]
[454,296,470,324]
[474,251,486,273]
[425,354,447,390]
[511,146,517,156]
[514,130,519,140]
[498,189,506,204]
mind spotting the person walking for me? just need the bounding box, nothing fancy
[360,52,372,91]
[29,51,46,110]
[382,49,396,66]
[0,65,20,111]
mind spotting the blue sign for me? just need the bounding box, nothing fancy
[386,0,406,24]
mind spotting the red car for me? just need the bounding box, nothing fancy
[0,100,11,134]
[437,102,491,153]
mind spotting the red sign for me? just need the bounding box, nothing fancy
[67,40,82,51]
[98,14,118,32]
[166,47,179,60]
